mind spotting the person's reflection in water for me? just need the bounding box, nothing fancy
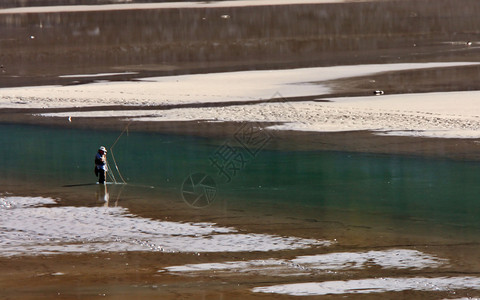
[96,184,110,207]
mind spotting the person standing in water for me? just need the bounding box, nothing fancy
[95,146,108,184]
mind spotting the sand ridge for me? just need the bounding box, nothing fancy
[0,0,378,14]
[4,62,480,139]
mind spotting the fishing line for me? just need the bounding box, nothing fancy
[105,121,155,190]
[110,151,126,183]
[106,160,117,184]
[109,121,132,184]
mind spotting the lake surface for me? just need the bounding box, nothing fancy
[1,123,480,244]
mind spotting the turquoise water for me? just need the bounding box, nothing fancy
[1,124,480,239]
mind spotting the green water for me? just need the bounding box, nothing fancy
[1,124,480,238]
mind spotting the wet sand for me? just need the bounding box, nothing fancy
[2,246,480,299]
[2,188,480,299]
[3,0,480,299]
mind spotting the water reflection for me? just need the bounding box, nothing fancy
[94,183,128,208]
[96,183,109,206]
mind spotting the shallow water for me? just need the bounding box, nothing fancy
[1,123,480,243]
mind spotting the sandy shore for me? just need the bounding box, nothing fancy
[2,62,472,108]
[34,89,480,139]
[2,62,480,162]
[0,0,368,13]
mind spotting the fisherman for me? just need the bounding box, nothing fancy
[95,146,108,184]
